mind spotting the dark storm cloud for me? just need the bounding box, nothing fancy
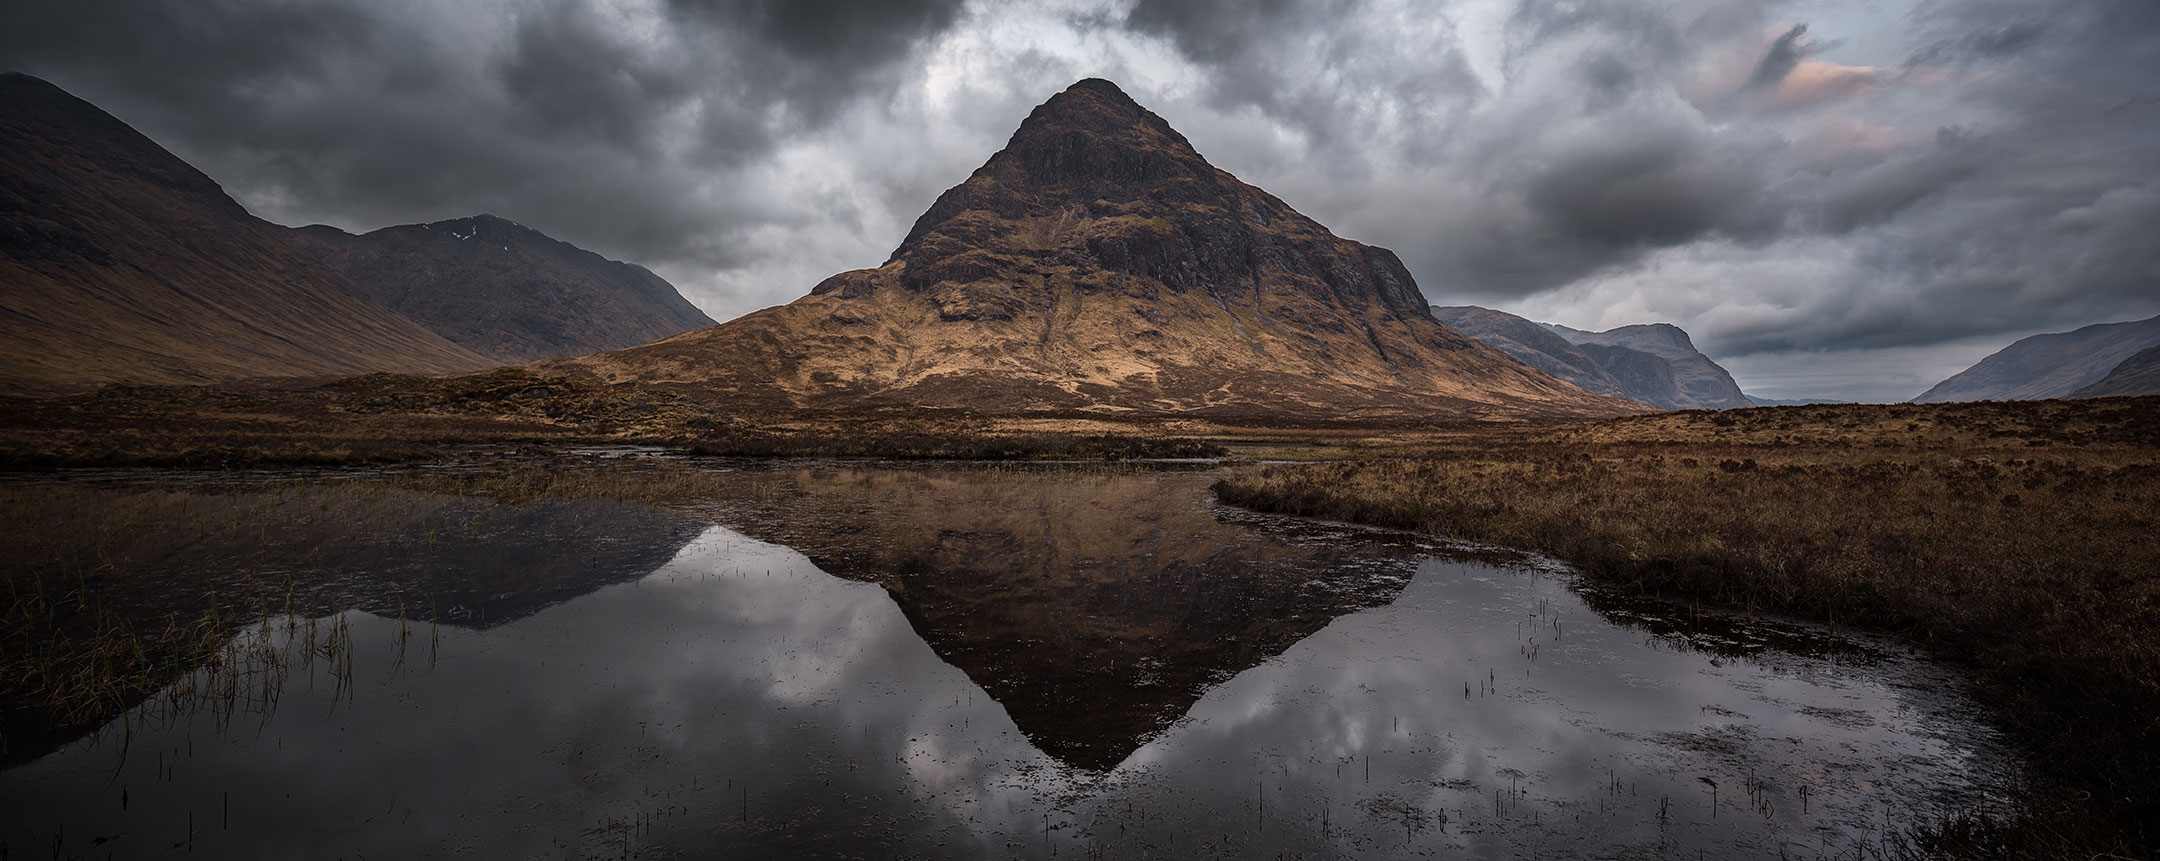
[670,0,962,66]
[1123,0,2160,365]
[1707,0,2160,357]
[0,0,962,277]
[1744,24,1809,91]
[1122,0,1784,298]
[1124,0,1303,64]
[1124,0,1482,162]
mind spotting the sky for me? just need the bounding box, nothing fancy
[4,0,2156,402]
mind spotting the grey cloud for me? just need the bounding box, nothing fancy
[1124,0,1481,161]
[0,0,963,287]
[1809,127,1984,234]
[1744,24,1808,92]
[1906,20,2048,67]
[495,4,700,154]
[670,0,963,65]
[1139,0,2159,369]
[1523,130,1767,251]
[1124,0,1304,65]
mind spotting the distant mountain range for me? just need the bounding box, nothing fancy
[1743,394,1852,407]
[1914,314,2160,402]
[547,79,1639,421]
[0,72,710,393]
[1431,306,1750,410]
[290,215,712,363]
[0,73,487,391]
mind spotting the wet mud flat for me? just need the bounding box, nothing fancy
[0,459,2022,858]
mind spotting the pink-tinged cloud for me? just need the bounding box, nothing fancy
[1767,58,1882,108]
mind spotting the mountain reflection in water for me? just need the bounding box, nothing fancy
[0,465,2018,859]
[703,466,1428,769]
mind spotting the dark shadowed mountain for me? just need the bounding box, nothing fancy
[1430,305,1629,399]
[1916,315,2160,403]
[2072,343,2160,398]
[0,72,491,393]
[1544,321,1754,410]
[290,215,714,363]
[547,79,1639,421]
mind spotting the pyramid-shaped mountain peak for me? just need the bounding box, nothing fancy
[552,82,1643,420]
[895,77,1219,256]
[1009,77,1185,154]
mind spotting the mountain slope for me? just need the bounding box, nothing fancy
[0,72,490,393]
[290,215,714,363]
[1916,315,2160,403]
[552,79,1636,420]
[2072,343,2160,398]
[1431,306,1629,399]
[1545,322,1753,410]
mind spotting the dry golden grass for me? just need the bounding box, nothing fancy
[1214,397,2160,856]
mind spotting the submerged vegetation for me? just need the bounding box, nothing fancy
[1215,397,2160,856]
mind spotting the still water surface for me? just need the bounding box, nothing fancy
[0,463,2018,858]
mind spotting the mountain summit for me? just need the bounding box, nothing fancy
[554,79,1636,419]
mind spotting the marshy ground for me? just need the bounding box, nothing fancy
[1217,397,2160,857]
[2,387,2155,856]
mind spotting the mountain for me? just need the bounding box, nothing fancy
[0,72,490,393]
[1542,322,1754,410]
[1915,315,2160,403]
[2072,343,2160,398]
[1745,393,1852,407]
[548,79,1637,421]
[1430,305,1630,399]
[289,215,714,363]
[1431,306,1748,411]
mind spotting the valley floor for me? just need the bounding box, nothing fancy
[3,377,2156,856]
[1215,398,2160,858]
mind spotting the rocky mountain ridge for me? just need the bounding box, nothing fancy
[551,79,1639,421]
[1546,322,1753,410]
[1432,305,1749,410]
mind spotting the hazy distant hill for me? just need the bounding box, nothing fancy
[1914,315,2160,403]
[549,80,1638,421]
[1745,393,1853,407]
[1540,322,1753,410]
[290,215,714,363]
[1430,306,1629,399]
[1430,305,1745,411]
[2072,343,2160,398]
[0,72,489,392]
